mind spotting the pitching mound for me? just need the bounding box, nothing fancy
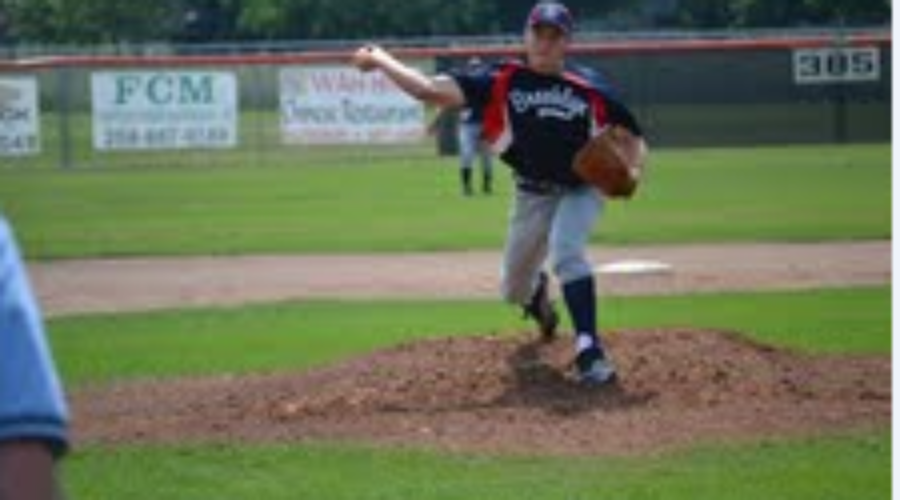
[72,329,890,457]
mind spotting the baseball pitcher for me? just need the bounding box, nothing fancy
[352,1,647,384]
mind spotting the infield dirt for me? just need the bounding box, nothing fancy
[72,328,890,456]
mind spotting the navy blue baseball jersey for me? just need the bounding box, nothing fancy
[451,61,641,188]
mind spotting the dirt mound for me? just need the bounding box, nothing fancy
[72,329,890,457]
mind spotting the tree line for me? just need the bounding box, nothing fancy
[0,0,890,45]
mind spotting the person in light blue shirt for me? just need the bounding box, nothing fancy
[0,214,69,499]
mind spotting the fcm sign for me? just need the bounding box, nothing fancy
[92,71,237,151]
[113,73,216,106]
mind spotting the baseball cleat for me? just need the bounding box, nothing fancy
[575,346,617,385]
[522,272,559,340]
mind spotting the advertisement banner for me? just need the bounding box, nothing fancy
[280,66,425,145]
[92,71,238,150]
[0,77,40,156]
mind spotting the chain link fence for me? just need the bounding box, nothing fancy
[0,29,889,170]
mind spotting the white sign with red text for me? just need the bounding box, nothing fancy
[280,66,424,145]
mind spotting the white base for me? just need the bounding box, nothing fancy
[595,259,672,276]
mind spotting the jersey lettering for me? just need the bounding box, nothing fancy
[509,86,589,121]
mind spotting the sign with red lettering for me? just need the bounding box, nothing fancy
[280,66,425,145]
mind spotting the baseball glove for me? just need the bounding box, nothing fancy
[573,125,648,199]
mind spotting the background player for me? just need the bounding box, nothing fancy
[429,57,494,196]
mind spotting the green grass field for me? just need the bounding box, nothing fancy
[67,431,889,500]
[11,141,889,498]
[51,286,890,387]
[55,286,890,499]
[0,143,890,258]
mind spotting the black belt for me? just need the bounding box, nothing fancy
[515,178,571,196]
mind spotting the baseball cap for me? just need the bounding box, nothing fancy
[527,2,574,35]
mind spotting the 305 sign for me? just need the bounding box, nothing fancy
[793,46,881,84]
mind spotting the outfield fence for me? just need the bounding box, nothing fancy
[0,29,890,170]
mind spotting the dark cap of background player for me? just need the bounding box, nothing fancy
[526,1,574,35]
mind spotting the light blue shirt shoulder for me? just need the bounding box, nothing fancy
[0,215,69,455]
